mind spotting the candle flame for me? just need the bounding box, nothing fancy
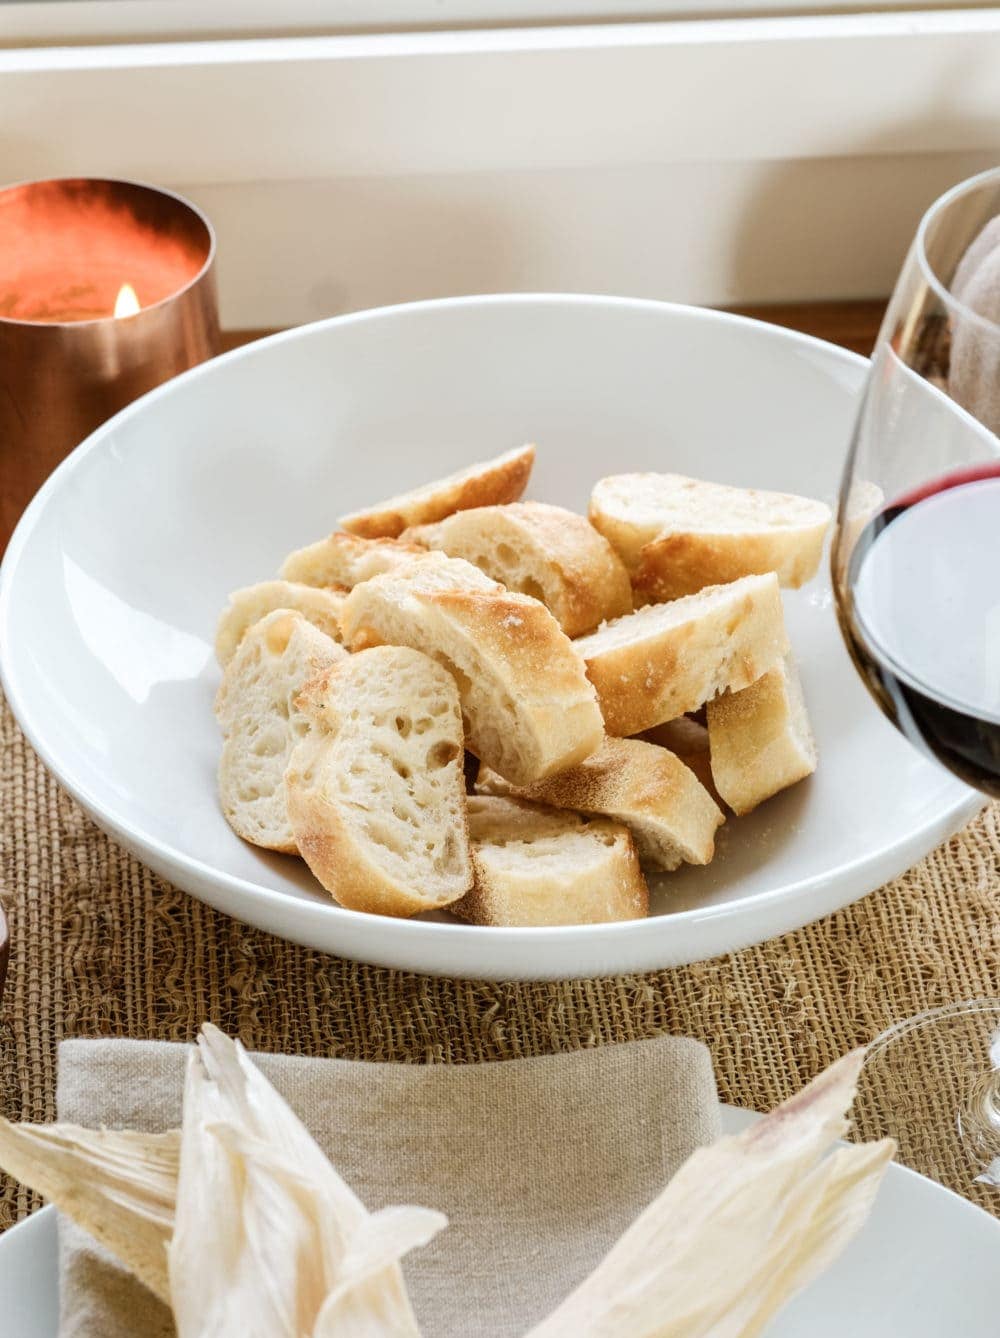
[114,283,140,318]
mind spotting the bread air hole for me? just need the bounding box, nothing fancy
[495,542,517,565]
[394,714,412,738]
[263,618,295,657]
[366,818,407,855]
[427,741,459,770]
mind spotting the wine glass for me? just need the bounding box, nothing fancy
[832,166,1000,1197]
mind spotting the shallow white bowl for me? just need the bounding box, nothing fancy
[0,295,978,980]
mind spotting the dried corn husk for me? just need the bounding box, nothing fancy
[527,1048,893,1338]
[169,1024,445,1338]
[0,1026,445,1336]
[0,1120,177,1302]
[0,1036,891,1338]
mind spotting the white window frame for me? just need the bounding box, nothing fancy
[2,11,999,320]
[4,0,989,48]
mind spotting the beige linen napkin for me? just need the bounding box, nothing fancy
[56,1034,718,1338]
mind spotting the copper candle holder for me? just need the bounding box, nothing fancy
[0,178,220,550]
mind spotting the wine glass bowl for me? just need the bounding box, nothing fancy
[852,1001,1000,1198]
[834,168,1000,1197]
[833,167,1000,797]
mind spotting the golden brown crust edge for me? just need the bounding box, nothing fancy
[427,587,605,781]
[633,526,828,603]
[580,580,790,737]
[340,445,536,540]
[285,782,444,917]
[476,736,724,868]
[405,501,632,638]
[499,503,632,637]
[454,823,649,927]
[340,575,604,785]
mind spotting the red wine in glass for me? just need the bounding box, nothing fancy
[841,464,1000,796]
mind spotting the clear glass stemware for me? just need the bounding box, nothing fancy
[832,167,1000,1195]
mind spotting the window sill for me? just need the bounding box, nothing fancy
[3,15,997,317]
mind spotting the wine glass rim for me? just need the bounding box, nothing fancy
[915,165,1000,337]
[867,997,1000,1061]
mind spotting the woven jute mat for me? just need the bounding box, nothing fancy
[3,691,1000,1228]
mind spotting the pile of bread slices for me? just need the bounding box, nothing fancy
[215,444,831,926]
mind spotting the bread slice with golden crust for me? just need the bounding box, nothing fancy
[640,716,716,793]
[455,795,648,927]
[215,610,346,852]
[340,552,604,786]
[574,573,789,737]
[589,472,831,601]
[340,444,536,539]
[280,531,425,589]
[477,736,723,871]
[215,581,346,667]
[707,654,817,815]
[405,501,632,637]
[285,645,472,917]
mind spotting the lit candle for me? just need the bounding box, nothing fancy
[0,178,220,549]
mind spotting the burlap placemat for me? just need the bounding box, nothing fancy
[3,691,999,1225]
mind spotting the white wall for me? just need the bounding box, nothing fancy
[3,16,1000,325]
[182,151,995,327]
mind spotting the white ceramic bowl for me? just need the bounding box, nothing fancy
[0,295,979,980]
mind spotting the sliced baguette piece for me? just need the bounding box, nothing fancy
[707,653,817,815]
[455,795,648,926]
[641,715,709,757]
[280,531,426,588]
[640,715,716,793]
[215,610,347,852]
[476,736,723,871]
[340,444,536,539]
[405,501,632,637]
[285,645,472,917]
[574,573,789,737]
[215,581,346,667]
[589,472,831,600]
[340,552,604,786]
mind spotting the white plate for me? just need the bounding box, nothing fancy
[3,1107,999,1334]
[0,295,979,980]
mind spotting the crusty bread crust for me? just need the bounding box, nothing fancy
[405,501,632,637]
[340,553,604,785]
[589,472,831,601]
[477,736,723,870]
[633,527,827,604]
[280,531,425,588]
[454,795,648,926]
[640,716,716,794]
[285,645,472,916]
[573,573,789,737]
[215,610,346,852]
[707,654,817,815]
[340,445,536,540]
[215,581,346,667]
